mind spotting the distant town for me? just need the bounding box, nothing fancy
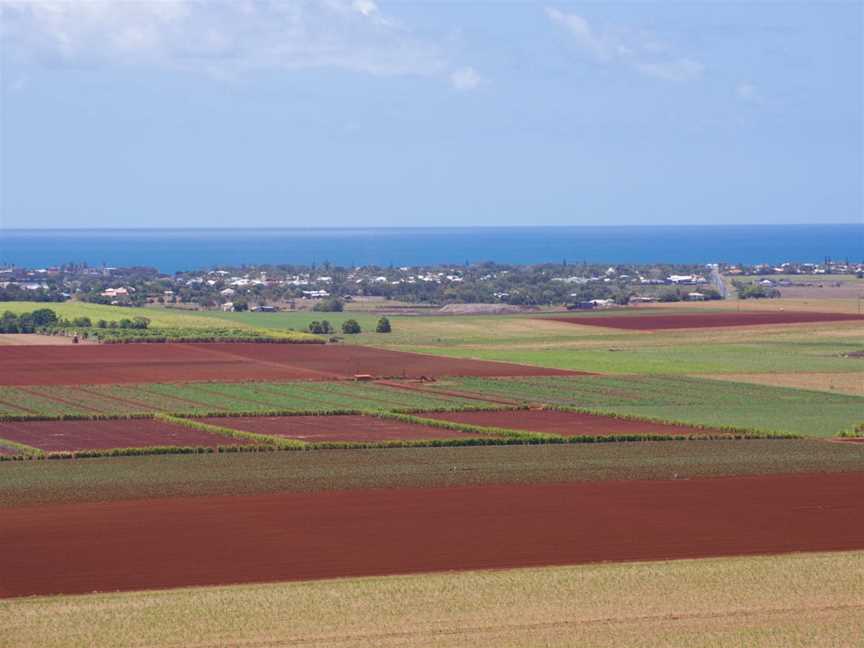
[1,259,861,312]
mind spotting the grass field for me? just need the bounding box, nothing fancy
[441,375,864,437]
[3,439,862,508]
[4,550,862,648]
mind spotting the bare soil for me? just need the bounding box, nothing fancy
[3,472,862,598]
[0,419,254,452]
[547,311,864,330]
[0,343,581,386]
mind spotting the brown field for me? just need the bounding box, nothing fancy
[422,409,723,436]
[0,343,580,386]
[3,472,863,598]
[650,297,863,314]
[200,414,479,442]
[0,445,19,456]
[780,285,864,299]
[547,311,864,331]
[0,418,254,452]
[701,372,864,397]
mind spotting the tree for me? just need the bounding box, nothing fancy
[341,319,362,334]
[313,298,344,312]
[375,316,392,333]
[30,308,59,327]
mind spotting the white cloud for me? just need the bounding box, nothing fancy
[450,66,483,91]
[1,0,461,81]
[636,59,704,83]
[351,0,378,18]
[545,7,703,82]
[736,82,762,103]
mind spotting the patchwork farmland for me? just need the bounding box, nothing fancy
[2,302,863,648]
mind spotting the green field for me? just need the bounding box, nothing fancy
[440,375,864,437]
[410,337,864,374]
[1,301,242,329]
[194,308,386,332]
[0,381,499,418]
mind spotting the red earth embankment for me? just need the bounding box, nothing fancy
[200,415,477,443]
[3,472,863,598]
[547,311,864,331]
[422,409,724,436]
[0,343,580,386]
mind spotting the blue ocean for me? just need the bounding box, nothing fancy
[1,225,861,273]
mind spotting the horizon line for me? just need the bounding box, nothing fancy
[2,223,862,233]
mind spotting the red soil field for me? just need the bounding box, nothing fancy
[3,472,863,598]
[0,343,579,386]
[0,419,254,452]
[422,409,721,436]
[201,415,477,442]
[547,311,864,331]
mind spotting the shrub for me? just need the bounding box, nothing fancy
[376,316,392,333]
[308,320,334,335]
[341,319,362,334]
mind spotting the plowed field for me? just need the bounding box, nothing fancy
[548,311,864,330]
[200,415,477,442]
[422,409,722,436]
[0,419,253,452]
[3,472,863,598]
[0,343,580,386]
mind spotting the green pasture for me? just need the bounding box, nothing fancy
[415,337,864,375]
[442,375,864,437]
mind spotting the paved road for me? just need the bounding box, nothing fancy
[709,265,728,299]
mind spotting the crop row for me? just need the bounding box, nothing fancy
[442,376,864,438]
[0,381,502,418]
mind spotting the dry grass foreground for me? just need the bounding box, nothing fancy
[701,372,864,397]
[4,551,863,648]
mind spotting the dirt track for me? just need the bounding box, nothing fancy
[3,472,863,598]
[547,311,864,330]
[422,409,723,436]
[0,343,580,386]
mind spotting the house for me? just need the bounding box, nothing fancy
[221,302,235,312]
[302,290,330,298]
[100,287,131,298]
[687,292,706,301]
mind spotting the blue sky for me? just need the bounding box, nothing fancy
[1,1,861,228]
